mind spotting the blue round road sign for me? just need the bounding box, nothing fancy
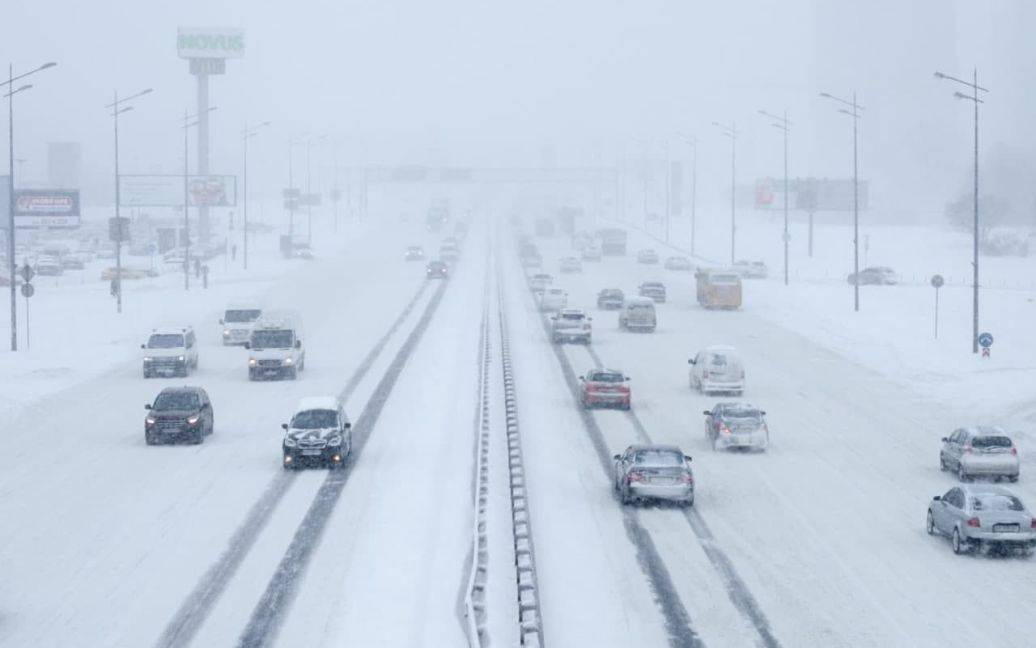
[978,332,994,348]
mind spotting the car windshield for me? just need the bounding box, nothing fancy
[252,330,293,349]
[971,494,1025,512]
[972,436,1012,449]
[153,391,200,411]
[224,309,261,323]
[601,289,621,297]
[291,409,338,429]
[629,305,653,314]
[147,334,184,349]
[590,372,623,383]
[633,450,683,466]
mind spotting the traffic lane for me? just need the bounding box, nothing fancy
[0,223,432,648]
[270,239,484,647]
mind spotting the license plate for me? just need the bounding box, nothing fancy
[160,427,181,434]
[301,449,322,456]
[993,524,1019,533]
[651,477,676,485]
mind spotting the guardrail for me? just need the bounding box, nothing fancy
[463,300,491,647]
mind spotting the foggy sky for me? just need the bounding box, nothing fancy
[1,0,1033,216]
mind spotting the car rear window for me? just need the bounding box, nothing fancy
[973,436,1012,448]
[590,372,623,383]
[634,450,682,466]
[971,494,1024,512]
[560,313,584,320]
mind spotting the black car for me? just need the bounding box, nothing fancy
[426,260,449,279]
[145,387,214,445]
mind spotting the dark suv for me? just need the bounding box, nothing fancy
[145,387,214,445]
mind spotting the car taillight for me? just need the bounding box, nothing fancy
[963,445,972,454]
[966,517,981,528]
[618,385,630,393]
[628,472,645,483]
[680,473,694,484]
[719,425,731,436]
[586,384,601,392]
[1011,447,1018,456]
[1031,519,1036,529]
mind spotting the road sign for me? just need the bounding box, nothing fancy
[19,263,34,282]
[20,283,34,298]
[978,332,994,348]
[930,274,944,289]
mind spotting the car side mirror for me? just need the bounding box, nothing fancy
[295,340,302,349]
[684,455,693,462]
[587,317,593,321]
[760,411,766,416]
[932,495,941,501]
[624,376,630,381]
[612,454,621,461]
[140,343,146,349]
[281,423,289,430]
[688,359,695,365]
[145,404,152,410]
[702,410,711,416]
[219,318,224,324]
[244,341,251,349]
[941,437,948,443]
[344,422,352,429]
[578,376,585,381]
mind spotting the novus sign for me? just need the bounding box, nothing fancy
[177,28,245,59]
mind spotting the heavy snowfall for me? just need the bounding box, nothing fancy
[1,2,1035,648]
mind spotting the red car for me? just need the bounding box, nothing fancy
[579,368,631,410]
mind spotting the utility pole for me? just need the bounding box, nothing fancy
[759,109,792,285]
[242,121,271,270]
[182,106,218,290]
[713,121,739,264]
[820,91,864,311]
[935,69,987,354]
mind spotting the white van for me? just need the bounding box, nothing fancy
[220,307,263,346]
[246,311,305,380]
[618,297,656,332]
[538,288,568,312]
[142,327,199,378]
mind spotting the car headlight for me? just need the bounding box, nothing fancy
[177,355,185,362]
[187,415,200,425]
[284,357,294,365]
[283,437,297,448]
[143,356,153,362]
[146,417,156,425]
[248,358,257,367]
[327,435,342,446]
[223,329,230,336]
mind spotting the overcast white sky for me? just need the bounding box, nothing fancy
[1,0,1033,216]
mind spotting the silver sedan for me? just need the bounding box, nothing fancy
[927,484,1036,555]
[613,444,695,506]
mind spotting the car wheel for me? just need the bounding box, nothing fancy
[1008,475,1019,483]
[191,429,204,444]
[952,528,968,555]
[288,367,298,380]
[620,485,631,505]
[957,463,969,482]
[939,455,947,471]
[145,432,156,446]
[926,510,936,535]
[682,494,694,508]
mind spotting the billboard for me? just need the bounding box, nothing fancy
[755,177,869,212]
[8,189,82,229]
[119,175,237,207]
[177,27,245,59]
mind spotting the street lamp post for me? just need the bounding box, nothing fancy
[713,121,739,264]
[242,121,271,270]
[4,61,56,351]
[106,87,152,314]
[935,69,988,354]
[819,91,863,311]
[182,106,218,290]
[758,109,792,285]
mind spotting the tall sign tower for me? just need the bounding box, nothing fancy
[177,27,245,243]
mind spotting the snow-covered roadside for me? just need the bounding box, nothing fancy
[595,212,1036,428]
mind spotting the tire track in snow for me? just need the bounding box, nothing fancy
[155,280,431,648]
[236,277,449,648]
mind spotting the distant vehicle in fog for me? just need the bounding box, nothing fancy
[703,403,769,451]
[689,345,744,395]
[940,427,1020,482]
[847,266,898,285]
[927,485,1036,555]
[550,308,592,344]
[529,273,553,294]
[732,260,768,279]
[538,288,568,312]
[580,368,630,409]
[34,255,64,276]
[281,397,352,470]
[637,281,667,303]
[613,444,695,506]
[559,256,582,273]
[145,386,214,445]
[142,327,198,378]
[596,228,627,255]
[426,260,449,279]
[534,218,555,237]
[581,245,602,262]
[664,256,693,271]
[619,297,656,332]
[695,269,742,309]
[636,249,659,264]
[221,308,262,346]
[597,288,624,310]
[404,246,425,261]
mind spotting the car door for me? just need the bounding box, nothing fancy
[705,406,719,439]
[199,390,213,431]
[932,488,956,531]
[941,488,966,531]
[945,430,962,467]
[615,448,632,485]
[691,352,703,384]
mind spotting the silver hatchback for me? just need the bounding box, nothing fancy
[927,484,1036,555]
[940,426,1019,482]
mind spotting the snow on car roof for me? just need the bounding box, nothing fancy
[704,344,738,353]
[960,484,1018,496]
[558,308,586,316]
[628,443,682,453]
[151,326,191,335]
[296,396,340,413]
[625,297,654,305]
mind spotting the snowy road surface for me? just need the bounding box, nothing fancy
[1,215,1033,648]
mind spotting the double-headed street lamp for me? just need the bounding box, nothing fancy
[242,121,271,270]
[106,87,153,313]
[712,121,739,264]
[758,109,792,286]
[182,106,218,290]
[676,133,698,257]
[934,69,988,354]
[4,61,56,351]
[819,91,863,312]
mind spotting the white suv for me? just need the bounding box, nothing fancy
[550,308,592,344]
[142,327,199,378]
